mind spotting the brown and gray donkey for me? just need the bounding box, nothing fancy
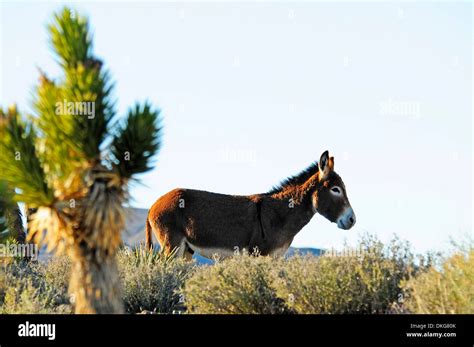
[145,151,355,260]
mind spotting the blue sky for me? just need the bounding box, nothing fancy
[1,1,472,254]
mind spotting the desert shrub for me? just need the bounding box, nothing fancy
[37,255,71,300]
[402,249,473,314]
[1,247,196,314]
[0,259,72,313]
[274,236,430,314]
[183,255,289,314]
[1,235,455,315]
[273,255,359,313]
[118,246,195,314]
[184,235,432,314]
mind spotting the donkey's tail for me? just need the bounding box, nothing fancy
[145,217,153,250]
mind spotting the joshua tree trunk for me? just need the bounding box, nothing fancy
[69,244,124,313]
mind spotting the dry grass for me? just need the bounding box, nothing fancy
[402,249,473,314]
[0,258,72,314]
[183,255,288,314]
[0,235,471,314]
[117,245,195,314]
[183,236,432,314]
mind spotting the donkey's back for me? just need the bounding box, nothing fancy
[146,188,262,259]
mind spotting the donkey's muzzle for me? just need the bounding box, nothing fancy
[337,207,356,230]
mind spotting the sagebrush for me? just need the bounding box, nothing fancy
[0,236,471,314]
[118,246,194,313]
[183,236,433,314]
[402,249,473,314]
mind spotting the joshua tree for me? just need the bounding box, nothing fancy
[0,8,162,313]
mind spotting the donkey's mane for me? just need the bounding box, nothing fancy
[267,161,319,195]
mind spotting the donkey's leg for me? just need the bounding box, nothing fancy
[184,250,193,261]
[161,235,187,258]
[183,241,194,261]
[171,238,194,261]
[175,239,187,258]
[150,216,187,258]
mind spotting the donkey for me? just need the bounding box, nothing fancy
[145,151,355,260]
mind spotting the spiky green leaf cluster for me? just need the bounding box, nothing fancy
[36,8,116,165]
[0,108,53,206]
[61,60,115,160]
[49,8,92,68]
[112,103,162,179]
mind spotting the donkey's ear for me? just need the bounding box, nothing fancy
[319,150,332,178]
[329,156,335,170]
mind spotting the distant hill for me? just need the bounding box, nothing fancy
[122,208,149,246]
[123,208,323,264]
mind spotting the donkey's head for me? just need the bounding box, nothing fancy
[312,151,356,230]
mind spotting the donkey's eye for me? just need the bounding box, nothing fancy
[330,187,342,195]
